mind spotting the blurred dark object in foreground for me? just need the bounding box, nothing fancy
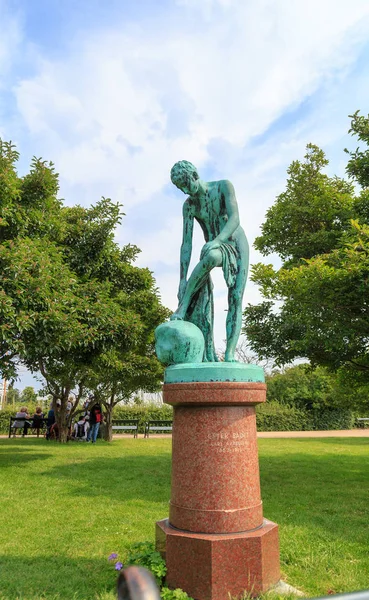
[117,566,161,600]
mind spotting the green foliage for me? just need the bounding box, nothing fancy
[125,541,193,600]
[20,386,39,405]
[0,142,61,244]
[0,138,168,440]
[258,366,356,431]
[266,365,345,411]
[0,140,22,242]
[5,385,21,405]
[256,401,313,431]
[0,407,17,433]
[310,408,354,430]
[160,587,193,600]
[254,144,354,266]
[246,221,369,377]
[345,110,369,188]
[126,542,167,585]
[244,114,369,392]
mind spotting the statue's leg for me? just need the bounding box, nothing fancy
[225,263,247,362]
[171,249,222,320]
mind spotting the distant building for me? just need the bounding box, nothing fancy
[136,390,163,405]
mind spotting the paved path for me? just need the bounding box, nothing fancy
[2,429,369,440]
[134,429,369,439]
[122,430,369,439]
[257,429,369,438]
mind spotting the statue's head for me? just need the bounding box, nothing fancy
[170,160,199,195]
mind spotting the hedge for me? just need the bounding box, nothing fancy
[255,402,313,431]
[310,408,355,430]
[0,408,20,435]
[110,403,355,433]
[0,401,355,435]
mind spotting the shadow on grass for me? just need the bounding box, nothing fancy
[0,553,116,600]
[0,450,53,466]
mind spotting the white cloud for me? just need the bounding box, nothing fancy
[9,0,369,352]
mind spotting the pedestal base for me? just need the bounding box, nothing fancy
[156,518,280,600]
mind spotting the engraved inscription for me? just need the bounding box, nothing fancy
[207,431,247,453]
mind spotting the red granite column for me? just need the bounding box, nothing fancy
[156,381,280,600]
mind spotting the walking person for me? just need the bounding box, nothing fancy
[87,403,103,443]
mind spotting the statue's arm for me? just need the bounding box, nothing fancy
[216,180,240,242]
[178,201,194,302]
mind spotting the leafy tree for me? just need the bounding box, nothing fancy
[266,364,344,411]
[20,386,38,405]
[0,139,168,440]
[345,110,369,188]
[243,114,369,394]
[254,144,354,266]
[87,350,165,441]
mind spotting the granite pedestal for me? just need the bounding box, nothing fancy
[155,363,280,600]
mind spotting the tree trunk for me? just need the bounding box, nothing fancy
[55,390,70,443]
[59,424,69,443]
[104,406,113,442]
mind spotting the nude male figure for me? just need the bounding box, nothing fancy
[170,160,249,362]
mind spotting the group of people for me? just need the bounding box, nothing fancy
[71,402,104,443]
[12,399,104,443]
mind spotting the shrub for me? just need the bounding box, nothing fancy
[256,401,313,431]
[256,401,355,431]
[0,407,20,435]
[311,408,355,430]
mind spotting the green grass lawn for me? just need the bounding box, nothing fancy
[0,437,368,600]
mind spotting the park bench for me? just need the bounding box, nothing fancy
[8,416,47,438]
[144,420,173,438]
[111,419,139,438]
[356,417,369,428]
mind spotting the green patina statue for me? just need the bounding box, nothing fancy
[169,160,249,363]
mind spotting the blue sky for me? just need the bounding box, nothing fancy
[1,0,369,391]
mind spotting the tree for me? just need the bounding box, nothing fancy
[254,144,354,266]
[0,139,168,440]
[243,114,369,394]
[5,386,21,407]
[20,386,38,405]
[345,110,369,188]
[86,350,165,441]
[265,364,344,411]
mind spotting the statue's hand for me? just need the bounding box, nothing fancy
[200,239,221,260]
[177,279,187,303]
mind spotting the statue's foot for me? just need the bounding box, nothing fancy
[224,353,239,363]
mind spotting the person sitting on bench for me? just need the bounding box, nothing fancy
[31,407,44,438]
[12,407,31,437]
